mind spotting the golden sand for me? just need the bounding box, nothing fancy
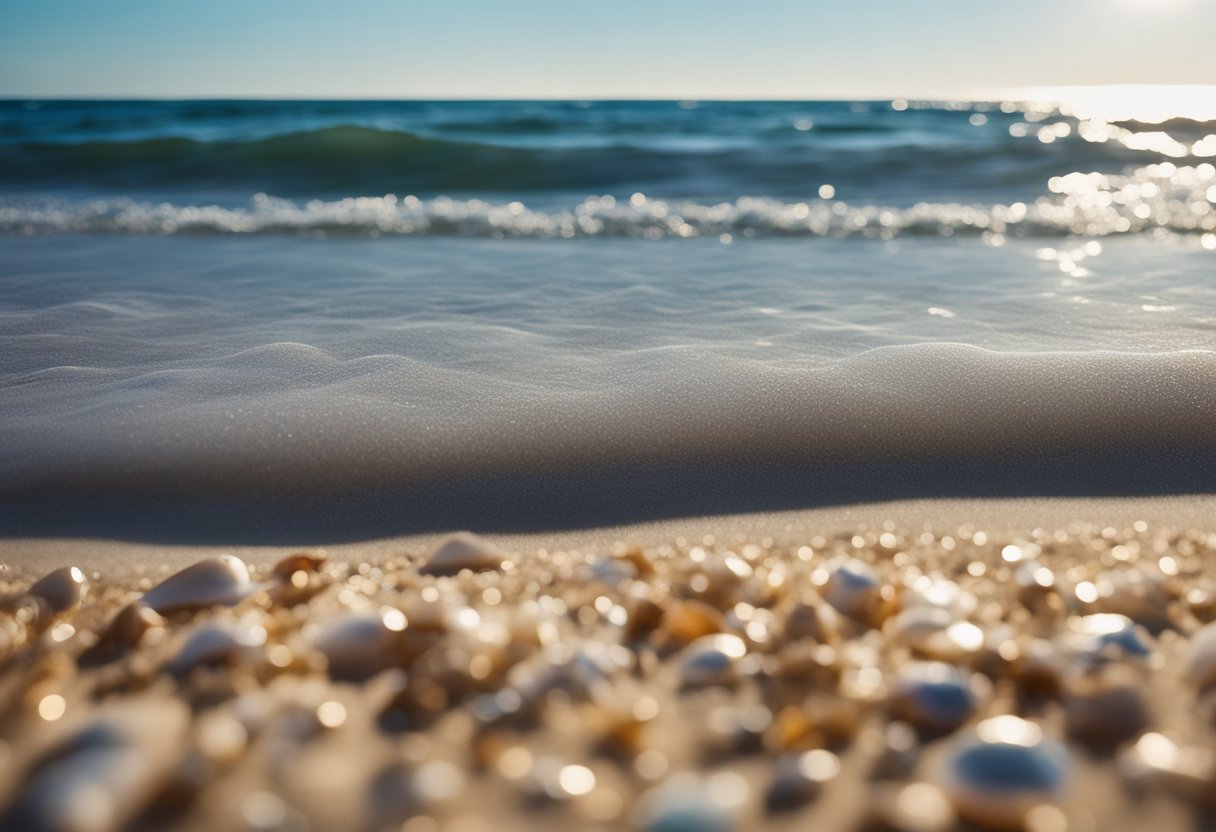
[1,496,1215,831]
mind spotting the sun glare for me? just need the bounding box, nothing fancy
[1011,84,1216,123]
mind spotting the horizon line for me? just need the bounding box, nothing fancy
[4,84,1216,104]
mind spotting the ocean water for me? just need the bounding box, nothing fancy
[1,98,1215,540]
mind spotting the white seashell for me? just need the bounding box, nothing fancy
[141,555,257,614]
[678,634,747,688]
[421,532,504,576]
[2,700,188,832]
[29,566,88,615]
[823,559,879,620]
[939,716,1069,830]
[314,610,401,681]
[167,619,265,675]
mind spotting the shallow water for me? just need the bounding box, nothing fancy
[1,100,1214,539]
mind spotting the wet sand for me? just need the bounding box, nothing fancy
[2,494,1216,831]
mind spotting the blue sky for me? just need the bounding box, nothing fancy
[2,0,1214,98]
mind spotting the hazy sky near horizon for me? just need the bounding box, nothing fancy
[2,0,1215,99]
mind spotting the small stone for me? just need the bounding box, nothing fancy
[889,662,987,735]
[939,716,1069,830]
[866,782,956,832]
[678,634,746,689]
[1064,668,1150,748]
[142,555,258,615]
[29,566,88,615]
[765,749,841,811]
[421,532,504,576]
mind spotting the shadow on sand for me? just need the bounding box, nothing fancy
[2,448,1214,546]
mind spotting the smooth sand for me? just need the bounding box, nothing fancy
[4,494,1213,577]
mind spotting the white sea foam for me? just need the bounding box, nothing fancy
[2,162,1214,239]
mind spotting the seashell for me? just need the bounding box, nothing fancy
[1066,613,1152,667]
[420,532,504,576]
[939,716,1069,830]
[782,598,839,644]
[1185,620,1216,689]
[167,618,265,675]
[823,559,881,621]
[28,566,88,616]
[865,782,956,832]
[1010,638,1069,698]
[1064,668,1149,748]
[314,609,403,681]
[765,749,841,811]
[1015,561,1062,614]
[660,600,726,647]
[141,555,258,615]
[1119,731,1216,806]
[636,779,736,832]
[272,551,327,579]
[1082,567,1171,633]
[900,578,976,618]
[886,607,985,663]
[585,556,637,587]
[0,700,189,832]
[100,602,165,647]
[678,634,747,689]
[889,662,987,735]
[869,721,920,781]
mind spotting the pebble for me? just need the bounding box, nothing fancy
[678,634,747,688]
[939,716,1069,830]
[1069,613,1152,664]
[141,555,258,614]
[765,749,841,811]
[1185,620,1216,688]
[889,661,986,734]
[1064,668,1150,748]
[421,532,505,576]
[28,566,88,615]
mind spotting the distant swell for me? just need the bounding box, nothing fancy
[0,123,1180,196]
